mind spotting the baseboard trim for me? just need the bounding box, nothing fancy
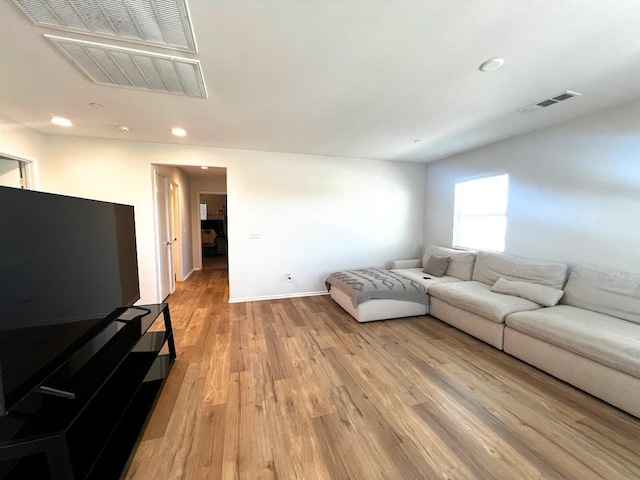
[229,291,328,304]
[181,268,195,281]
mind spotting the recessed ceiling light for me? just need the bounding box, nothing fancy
[51,116,73,127]
[171,127,187,137]
[200,166,209,170]
[89,102,104,108]
[479,58,505,72]
[117,124,131,132]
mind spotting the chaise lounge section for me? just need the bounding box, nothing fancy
[326,268,429,322]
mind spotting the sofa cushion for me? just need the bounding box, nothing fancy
[506,305,640,379]
[423,254,450,277]
[562,265,640,325]
[391,268,463,292]
[472,251,568,289]
[422,245,476,281]
[429,281,541,323]
[491,277,564,307]
[390,259,422,269]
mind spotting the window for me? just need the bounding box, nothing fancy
[453,173,509,251]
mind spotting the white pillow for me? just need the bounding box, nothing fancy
[491,277,564,307]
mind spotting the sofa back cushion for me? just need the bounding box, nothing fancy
[422,245,476,281]
[562,265,640,324]
[472,251,568,289]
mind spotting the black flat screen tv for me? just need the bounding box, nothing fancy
[0,186,140,415]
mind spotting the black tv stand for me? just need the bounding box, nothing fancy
[0,304,176,479]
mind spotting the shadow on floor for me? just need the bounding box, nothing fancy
[202,255,228,270]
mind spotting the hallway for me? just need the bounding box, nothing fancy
[202,255,228,271]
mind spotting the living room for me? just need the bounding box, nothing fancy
[1,1,639,478]
[2,97,638,305]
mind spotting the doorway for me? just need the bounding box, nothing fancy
[0,155,32,189]
[153,164,227,296]
[199,192,227,271]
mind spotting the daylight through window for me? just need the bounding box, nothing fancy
[453,173,509,252]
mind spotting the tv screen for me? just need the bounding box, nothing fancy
[0,186,140,414]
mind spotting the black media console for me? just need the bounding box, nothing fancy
[0,304,176,479]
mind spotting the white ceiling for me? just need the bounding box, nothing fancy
[1,1,639,163]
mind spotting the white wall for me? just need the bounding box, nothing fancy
[31,135,425,303]
[201,194,227,219]
[223,153,425,301]
[423,99,640,273]
[191,174,227,194]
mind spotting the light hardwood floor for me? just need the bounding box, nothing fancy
[126,266,640,479]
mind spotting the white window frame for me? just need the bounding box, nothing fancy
[452,173,509,252]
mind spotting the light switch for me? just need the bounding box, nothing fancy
[249,232,260,239]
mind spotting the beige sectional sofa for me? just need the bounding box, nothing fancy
[428,251,568,349]
[504,265,640,417]
[392,246,640,418]
[389,244,474,303]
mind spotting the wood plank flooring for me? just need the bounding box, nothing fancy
[126,265,640,479]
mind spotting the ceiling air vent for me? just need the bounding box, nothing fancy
[46,35,207,98]
[536,99,558,108]
[11,0,197,53]
[517,91,581,114]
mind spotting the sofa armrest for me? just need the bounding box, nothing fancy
[390,259,422,269]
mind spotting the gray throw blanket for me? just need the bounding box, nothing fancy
[325,268,429,308]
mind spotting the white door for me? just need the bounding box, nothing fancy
[155,172,175,300]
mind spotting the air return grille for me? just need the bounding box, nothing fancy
[12,0,197,52]
[517,91,581,114]
[47,35,207,98]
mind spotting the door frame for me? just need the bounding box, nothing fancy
[196,190,227,270]
[169,180,182,283]
[0,151,36,189]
